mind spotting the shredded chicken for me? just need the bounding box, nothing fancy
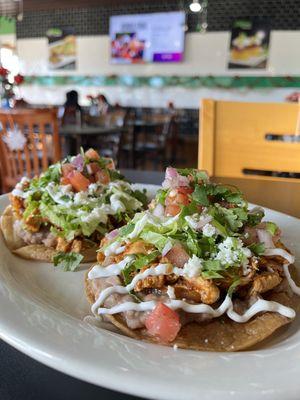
[175,276,220,304]
[10,195,24,219]
[24,210,43,232]
[258,257,284,277]
[165,243,189,268]
[250,271,282,295]
[135,274,165,292]
[56,237,71,252]
[134,267,177,292]
[71,239,82,253]
[124,240,154,256]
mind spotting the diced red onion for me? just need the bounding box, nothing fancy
[264,248,295,265]
[257,229,274,249]
[197,216,212,230]
[86,164,93,174]
[106,229,119,240]
[153,203,164,217]
[185,215,212,231]
[162,241,173,256]
[162,167,189,189]
[72,154,84,172]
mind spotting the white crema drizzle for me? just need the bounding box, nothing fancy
[89,246,300,322]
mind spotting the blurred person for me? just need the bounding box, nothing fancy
[97,94,111,115]
[60,90,82,125]
[286,92,300,103]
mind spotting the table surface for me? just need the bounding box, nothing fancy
[2,170,300,400]
[214,176,300,219]
[60,125,121,135]
[127,119,164,127]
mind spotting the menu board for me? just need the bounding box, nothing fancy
[228,19,270,69]
[47,27,77,70]
[109,12,185,64]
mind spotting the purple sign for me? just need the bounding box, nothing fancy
[153,53,183,63]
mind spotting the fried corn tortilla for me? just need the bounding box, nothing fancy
[1,205,97,263]
[85,269,300,352]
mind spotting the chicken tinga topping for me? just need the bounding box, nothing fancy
[87,167,300,343]
[9,148,147,270]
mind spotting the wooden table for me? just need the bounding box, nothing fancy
[213,177,300,219]
[60,125,121,154]
[127,120,164,168]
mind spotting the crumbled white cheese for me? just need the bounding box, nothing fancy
[184,215,199,230]
[60,184,73,194]
[167,285,176,299]
[74,191,89,205]
[183,255,203,278]
[110,194,126,213]
[202,223,216,237]
[185,213,212,231]
[88,183,99,195]
[215,237,251,267]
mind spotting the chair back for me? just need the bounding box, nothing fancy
[0,108,61,192]
[199,99,300,181]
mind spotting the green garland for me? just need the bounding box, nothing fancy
[23,75,300,89]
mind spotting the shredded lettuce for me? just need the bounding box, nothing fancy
[248,242,265,256]
[266,222,277,236]
[53,252,84,271]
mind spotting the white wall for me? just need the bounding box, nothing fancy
[17,31,300,76]
[16,31,300,108]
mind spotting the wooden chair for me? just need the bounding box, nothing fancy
[199,99,300,182]
[0,108,61,193]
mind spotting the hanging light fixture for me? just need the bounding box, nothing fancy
[189,0,202,13]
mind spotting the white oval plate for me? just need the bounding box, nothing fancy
[1,186,300,400]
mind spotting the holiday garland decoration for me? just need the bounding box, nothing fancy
[23,75,300,89]
[0,67,24,107]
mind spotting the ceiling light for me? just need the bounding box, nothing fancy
[189,0,202,12]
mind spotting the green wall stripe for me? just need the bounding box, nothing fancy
[23,75,300,89]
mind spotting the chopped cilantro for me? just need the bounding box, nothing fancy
[192,184,210,206]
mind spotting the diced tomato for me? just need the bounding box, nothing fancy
[165,204,181,216]
[85,148,100,160]
[60,176,71,185]
[61,163,75,178]
[177,187,193,195]
[106,158,115,170]
[68,170,90,192]
[95,170,110,184]
[145,303,181,343]
[165,187,191,216]
[88,162,101,174]
[165,243,189,268]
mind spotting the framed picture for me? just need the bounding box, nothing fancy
[228,19,270,69]
[47,27,76,70]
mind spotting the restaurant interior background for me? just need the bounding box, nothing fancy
[0,0,299,179]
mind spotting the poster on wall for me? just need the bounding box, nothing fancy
[228,19,270,69]
[47,27,76,70]
[0,17,16,51]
